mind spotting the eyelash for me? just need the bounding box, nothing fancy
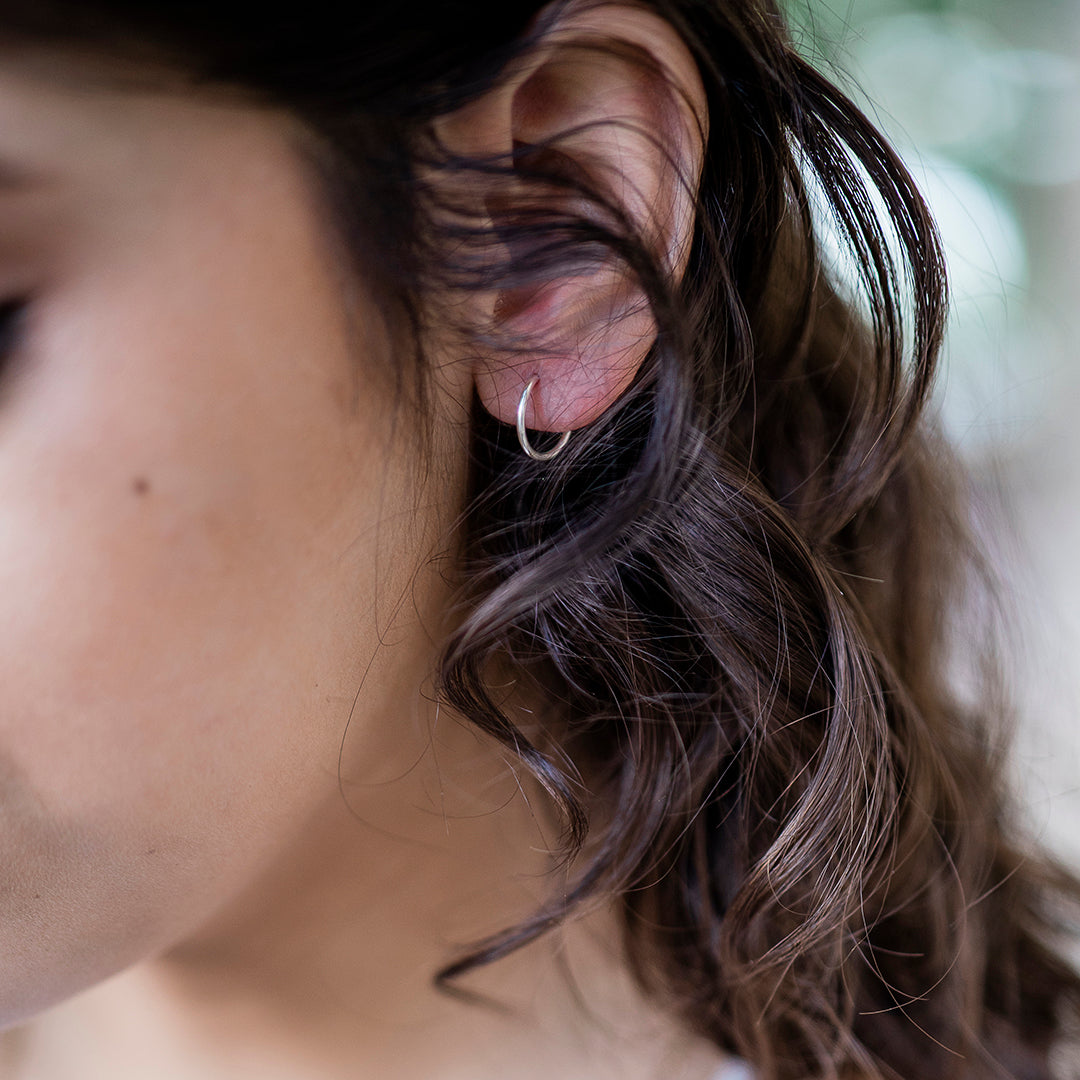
[0,299,26,360]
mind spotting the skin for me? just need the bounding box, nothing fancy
[0,44,725,1080]
[0,48,462,1015]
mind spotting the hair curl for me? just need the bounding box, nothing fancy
[5,2,1079,1076]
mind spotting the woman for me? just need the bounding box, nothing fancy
[0,1,1075,1077]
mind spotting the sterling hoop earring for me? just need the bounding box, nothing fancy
[516,376,572,462]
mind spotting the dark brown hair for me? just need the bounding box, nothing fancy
[4,2,1078,1076]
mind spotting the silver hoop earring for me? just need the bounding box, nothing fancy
[516,376,572,462]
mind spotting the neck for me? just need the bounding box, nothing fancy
[6,703,726,1080]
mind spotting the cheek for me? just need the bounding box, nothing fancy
[0,235,401,1024]
[0,341,378,1024]
[0,283,358,815]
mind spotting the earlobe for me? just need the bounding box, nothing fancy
[436,2,707,436]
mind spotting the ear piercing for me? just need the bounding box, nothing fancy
[516,376,572,461]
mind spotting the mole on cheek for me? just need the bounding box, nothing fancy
[131,476,151,497]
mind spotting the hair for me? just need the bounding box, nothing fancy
[5,2,1079,1077]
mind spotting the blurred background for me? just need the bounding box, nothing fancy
[781,0,1080,864]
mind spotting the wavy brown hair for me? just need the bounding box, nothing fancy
[5,1,1079,1077]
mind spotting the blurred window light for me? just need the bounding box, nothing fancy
[789,6,1080,188]
[782,0,1074,458]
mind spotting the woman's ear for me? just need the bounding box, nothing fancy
[434,2,707,435]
